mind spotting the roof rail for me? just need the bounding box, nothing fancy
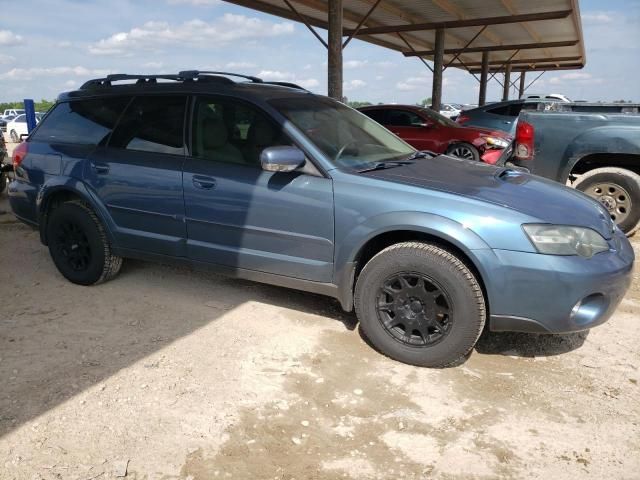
[79,70,272,90]
[263,81,307,91]
[80,73,184,89]
[178,70,263,83]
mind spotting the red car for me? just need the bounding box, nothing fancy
[358,104,512,164]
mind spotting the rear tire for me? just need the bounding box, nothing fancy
[354,242,486,367]
[573,167,640,235]
[445,142,480,161]
[46,200,122,285]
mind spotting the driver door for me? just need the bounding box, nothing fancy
[182,96,335,283]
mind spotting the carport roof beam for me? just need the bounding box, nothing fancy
[344,9,572,36]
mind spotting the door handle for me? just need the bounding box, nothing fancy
[91,162,110,174]
[192,175,216,190]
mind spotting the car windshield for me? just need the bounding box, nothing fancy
[418,107,459,128]
[269,96,415,170]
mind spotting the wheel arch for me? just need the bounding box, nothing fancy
[38,181,115,247]
[336,215,492,314]
[569,153,640,179]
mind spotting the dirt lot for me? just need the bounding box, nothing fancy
[1,167,639,479]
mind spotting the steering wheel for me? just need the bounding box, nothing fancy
[334,139,359,162]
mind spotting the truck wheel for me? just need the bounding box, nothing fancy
[354,242,486,367]
[573,167,640,235]
[446,143,479,161]
[46,200,122,285]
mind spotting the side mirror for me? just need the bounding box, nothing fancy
[261,146,305,172]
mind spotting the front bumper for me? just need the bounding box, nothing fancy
[478,228,634,334]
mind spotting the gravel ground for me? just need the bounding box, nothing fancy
[0,150,639,479]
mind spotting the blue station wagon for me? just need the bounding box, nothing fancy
[8,71,634,367]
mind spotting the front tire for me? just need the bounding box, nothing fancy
[573,167,640,235]
[46,200,122,285]
[446,142,480,161]
[355,242,486,367]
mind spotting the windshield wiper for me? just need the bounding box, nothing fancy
[357,160,414,173]
[407,150,437,160]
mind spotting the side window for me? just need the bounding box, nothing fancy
[362,109,387,124]
[192,97,291,167]
[32,98,130,145]
[386,109,424,127]
[109,96,186,155]
[487,104,523,117]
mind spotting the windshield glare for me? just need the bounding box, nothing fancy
[269,96,415,169]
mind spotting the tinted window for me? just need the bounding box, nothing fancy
[33,98,130,145]
[15,115,26,123]
[487,103,523,117]
[386,109,424,127]
[192,97,290,166]
[362,109,387,124]
[109,96,186,155]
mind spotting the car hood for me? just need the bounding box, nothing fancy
[363,155,613,239]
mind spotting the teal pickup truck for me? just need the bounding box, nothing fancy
[512,110,640,235]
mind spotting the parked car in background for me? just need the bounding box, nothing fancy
[6,113,42,142]
[1,114,17,133]
[0,133,9,194]
[456,99,555,135]
[521,93,571,103]
[2,108,25,119]
[512,110,640,234]
[359,104,511,163]
[439,103,462,119]
[9,70,634,368]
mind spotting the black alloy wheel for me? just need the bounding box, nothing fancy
[376,272,453,347]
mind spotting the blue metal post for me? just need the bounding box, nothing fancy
[24,99,36,134]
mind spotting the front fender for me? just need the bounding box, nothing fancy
[334,211,495,310]
[38,177,117,246]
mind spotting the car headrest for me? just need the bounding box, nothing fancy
[202,116,228,149]
[247,117,277,146]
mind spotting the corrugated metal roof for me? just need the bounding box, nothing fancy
[222,0,585,71]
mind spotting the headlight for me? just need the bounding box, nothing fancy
[523,224,609,258]
[484,136,510,149]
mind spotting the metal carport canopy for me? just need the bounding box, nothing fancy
[222,0,586,108]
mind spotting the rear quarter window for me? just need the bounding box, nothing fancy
[31,97,130,145]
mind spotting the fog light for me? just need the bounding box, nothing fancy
[570,294,609,326]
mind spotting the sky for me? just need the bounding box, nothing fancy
[0,0,639,104]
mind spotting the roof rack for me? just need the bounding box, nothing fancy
[80,74,184,89]
[178,70,263,83]
[263,81,307,91]
[80,70,266,90]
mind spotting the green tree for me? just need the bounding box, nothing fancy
[347,100,373,108]
[419,97,432,107]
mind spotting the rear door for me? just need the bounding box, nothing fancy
[85,95,188,257]
[182,96,335,282]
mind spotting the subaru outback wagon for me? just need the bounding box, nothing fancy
[8,71,634,367]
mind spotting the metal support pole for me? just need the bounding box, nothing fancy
[518,71,526,98]
[328,0,343,100]
[502,62,512,101]
[479,51,489,106]
[431,28,444,112]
